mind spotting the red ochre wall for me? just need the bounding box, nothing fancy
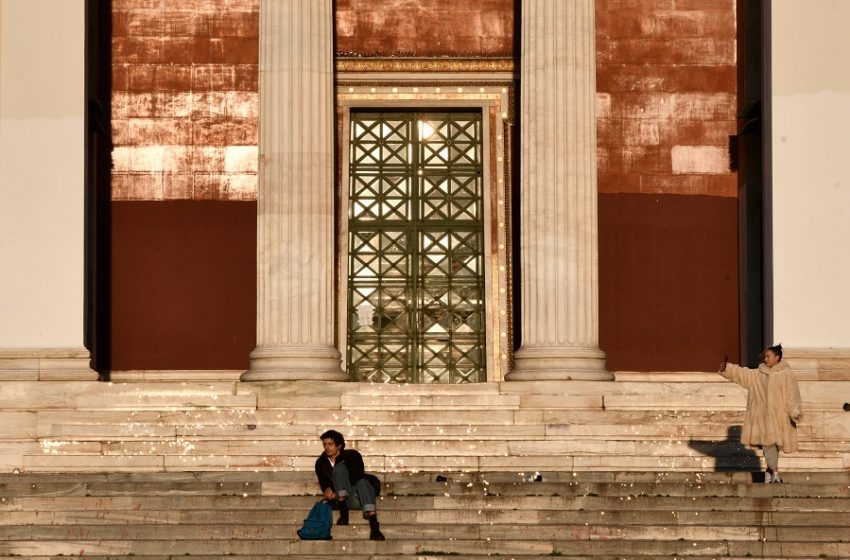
[111,201,256,370]
[110,0,738,372]
[110,0,259,370]
[335,0,515,56]
[595,0,739,370]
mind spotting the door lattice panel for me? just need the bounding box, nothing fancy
[347,111,485,383]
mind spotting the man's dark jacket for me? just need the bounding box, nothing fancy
[315,449,365,491]
[315,448,381,496]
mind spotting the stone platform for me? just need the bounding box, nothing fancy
[1,470,849,558]
[1,373,848,473]
[1,374,849,558]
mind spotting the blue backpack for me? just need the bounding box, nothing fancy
[297,500,333,540]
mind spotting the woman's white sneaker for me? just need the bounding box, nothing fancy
[764,471,773,483]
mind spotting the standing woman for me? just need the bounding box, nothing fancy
[720,344,803,482]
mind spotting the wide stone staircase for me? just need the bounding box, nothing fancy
[1,470,849,558]
[1,374,849,557]
[1,375,848,473]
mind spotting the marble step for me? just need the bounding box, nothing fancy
[14,437,848,458]
[3,479,847,499]
[5,494,850,513]
[34,408,523,427]
[343,381,502,395]
[1,538,847,557]
[1,470,845,559]
[5,523,850,543]
[7,439,848,467]
[4,507,850,527]
[498,379,850,407]
[7,380,847,412]
[5,377,847,401]
[0,381,250,410]
[339,393,522,409]
[15,452,847,473]
[0,470,850,484]
[5,557,837,560]
[26,411,755,438]
[5,469,848,484]
[24,408,849,437]
[6,557,840,560]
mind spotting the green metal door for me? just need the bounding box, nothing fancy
[346,111,486,383]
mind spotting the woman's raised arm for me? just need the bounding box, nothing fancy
[720,363,759,389]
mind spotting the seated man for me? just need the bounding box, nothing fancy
[314,429,385,541]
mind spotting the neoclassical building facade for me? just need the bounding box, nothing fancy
[2,0,850,385]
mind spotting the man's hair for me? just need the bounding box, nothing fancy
[320,429,345,449]
[767,343,783,362]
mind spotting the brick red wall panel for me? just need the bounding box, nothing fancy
[112,1,737,200]
[595,0,740,369]
[597,7,736,37]
[596,0,738,197]
[336,0,515,56]
[110,201,257,371]
[112,0,259,202]
[598,65,736,93]
[599,193,740,371]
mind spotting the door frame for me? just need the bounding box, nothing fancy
[336,84,512,382]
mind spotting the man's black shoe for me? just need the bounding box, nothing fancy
[336,501,349,525]
[368,514,385,541]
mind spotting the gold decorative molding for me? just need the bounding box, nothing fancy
[335,57,515,73]
[334,86,515,381]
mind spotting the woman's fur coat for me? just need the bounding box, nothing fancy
[721,361,802,452]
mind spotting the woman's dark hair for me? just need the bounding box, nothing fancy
[320,429,345,449]
[766,344,783,361]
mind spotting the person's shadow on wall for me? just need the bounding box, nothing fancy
[688,425,763,482]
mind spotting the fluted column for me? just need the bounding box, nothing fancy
[242,0,346,381]
[506,0,612,381]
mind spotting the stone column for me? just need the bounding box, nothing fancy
[506,0,612,381]
[242,0,347,381]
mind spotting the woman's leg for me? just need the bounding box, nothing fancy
[763,444,780,481]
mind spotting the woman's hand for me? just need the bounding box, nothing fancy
[323,487,336,501]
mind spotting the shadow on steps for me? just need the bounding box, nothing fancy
[688,425,764,482]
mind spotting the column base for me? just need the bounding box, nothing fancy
[506,345,613,381]
[242,345,349,381]
[0,347,98,380]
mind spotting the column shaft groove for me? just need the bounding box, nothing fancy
[243,0,346,381]
[508,0,611,381]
